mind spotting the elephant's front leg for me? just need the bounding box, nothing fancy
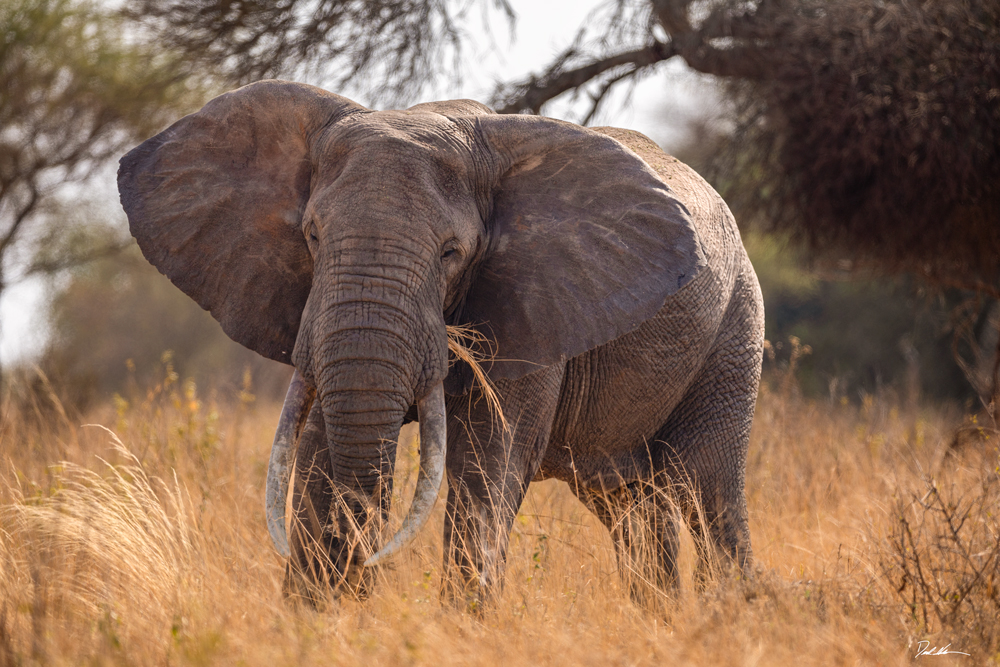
[442,363,565,610]
[577,478,682,608]
[283,400,338,604]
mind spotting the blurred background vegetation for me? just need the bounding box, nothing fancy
[2,0,998,420]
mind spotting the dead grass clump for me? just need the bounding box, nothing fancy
[1,432,206,662]
[445,324,507,434]
[1,363,998,665]
[881,478,1000,655]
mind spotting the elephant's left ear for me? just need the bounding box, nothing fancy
[454,115,705,383]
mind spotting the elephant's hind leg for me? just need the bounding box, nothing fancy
[654,273,763,584]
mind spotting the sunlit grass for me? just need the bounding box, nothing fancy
[0,363,997,665]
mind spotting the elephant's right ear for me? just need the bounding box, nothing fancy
[118,80,367,364]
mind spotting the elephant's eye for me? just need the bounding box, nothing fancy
[441,243,459,260]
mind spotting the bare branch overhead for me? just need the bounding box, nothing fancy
[124,0,514,106]
[493,41,676,115]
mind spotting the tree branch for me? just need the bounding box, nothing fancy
[651,0,693,37]
[650,0,775,80]
[492,0,779,117]
[13,240,133,284]
[579,66,642,126]
[0,185,40,254]
[678,43,780,79]
[493,41,677,115]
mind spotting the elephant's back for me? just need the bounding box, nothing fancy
[592,127,742,267]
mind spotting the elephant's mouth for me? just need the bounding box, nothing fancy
[264,369,447,566]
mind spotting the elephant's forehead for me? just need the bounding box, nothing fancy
[308,115,482,220]
[324,110,475,157]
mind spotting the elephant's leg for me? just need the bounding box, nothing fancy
[442,363,565,610]
[577,478,681,606]
[654,282,763,585]
[283,401,337,604]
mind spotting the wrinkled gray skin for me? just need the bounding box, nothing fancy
[118,80,764,606]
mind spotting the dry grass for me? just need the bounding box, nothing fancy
[1,365,998,666]
[446,324,508,435]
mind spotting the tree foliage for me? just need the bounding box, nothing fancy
[39,223,290,410]
[713,1,1000,289]
[0,0,204,386]
[124,0,514,104]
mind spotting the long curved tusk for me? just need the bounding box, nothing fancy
[265,369,316,558]
[364,382,447,567]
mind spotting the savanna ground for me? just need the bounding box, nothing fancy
[1,353,998,666]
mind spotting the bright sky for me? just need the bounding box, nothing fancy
[0,0,716,367]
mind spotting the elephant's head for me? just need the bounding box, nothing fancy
[118,80,703,593]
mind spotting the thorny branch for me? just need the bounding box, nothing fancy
[493,0,774,117]
[493,41,676,115]
[885,481,1000,643]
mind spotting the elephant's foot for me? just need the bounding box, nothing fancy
[615,514,682,610]
[441,501,512,613]
[283,554,331,608]
[439,541,508,614]
[686,489,753,592]
[282,556,375,608]
[440,573,488,615]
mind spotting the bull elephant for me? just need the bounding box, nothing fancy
[118,80,764,607]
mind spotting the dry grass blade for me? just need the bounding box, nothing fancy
[446,324,508,434]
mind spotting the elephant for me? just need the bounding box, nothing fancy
[118,80,764,607]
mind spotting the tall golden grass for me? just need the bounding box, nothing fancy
[0,359,997,666]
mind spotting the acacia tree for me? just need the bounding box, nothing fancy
[125,0,1000,275]
[124,0,514,104]
[123,0,1000,410]
[0,0,203,388]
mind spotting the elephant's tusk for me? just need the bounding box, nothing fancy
[364,382,447,567]
[265,369,316,558]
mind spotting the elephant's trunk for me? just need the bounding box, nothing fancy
[316,329,416,496]
[277,243,450,582]
[310,286,448,564]
[365,381,446,566]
